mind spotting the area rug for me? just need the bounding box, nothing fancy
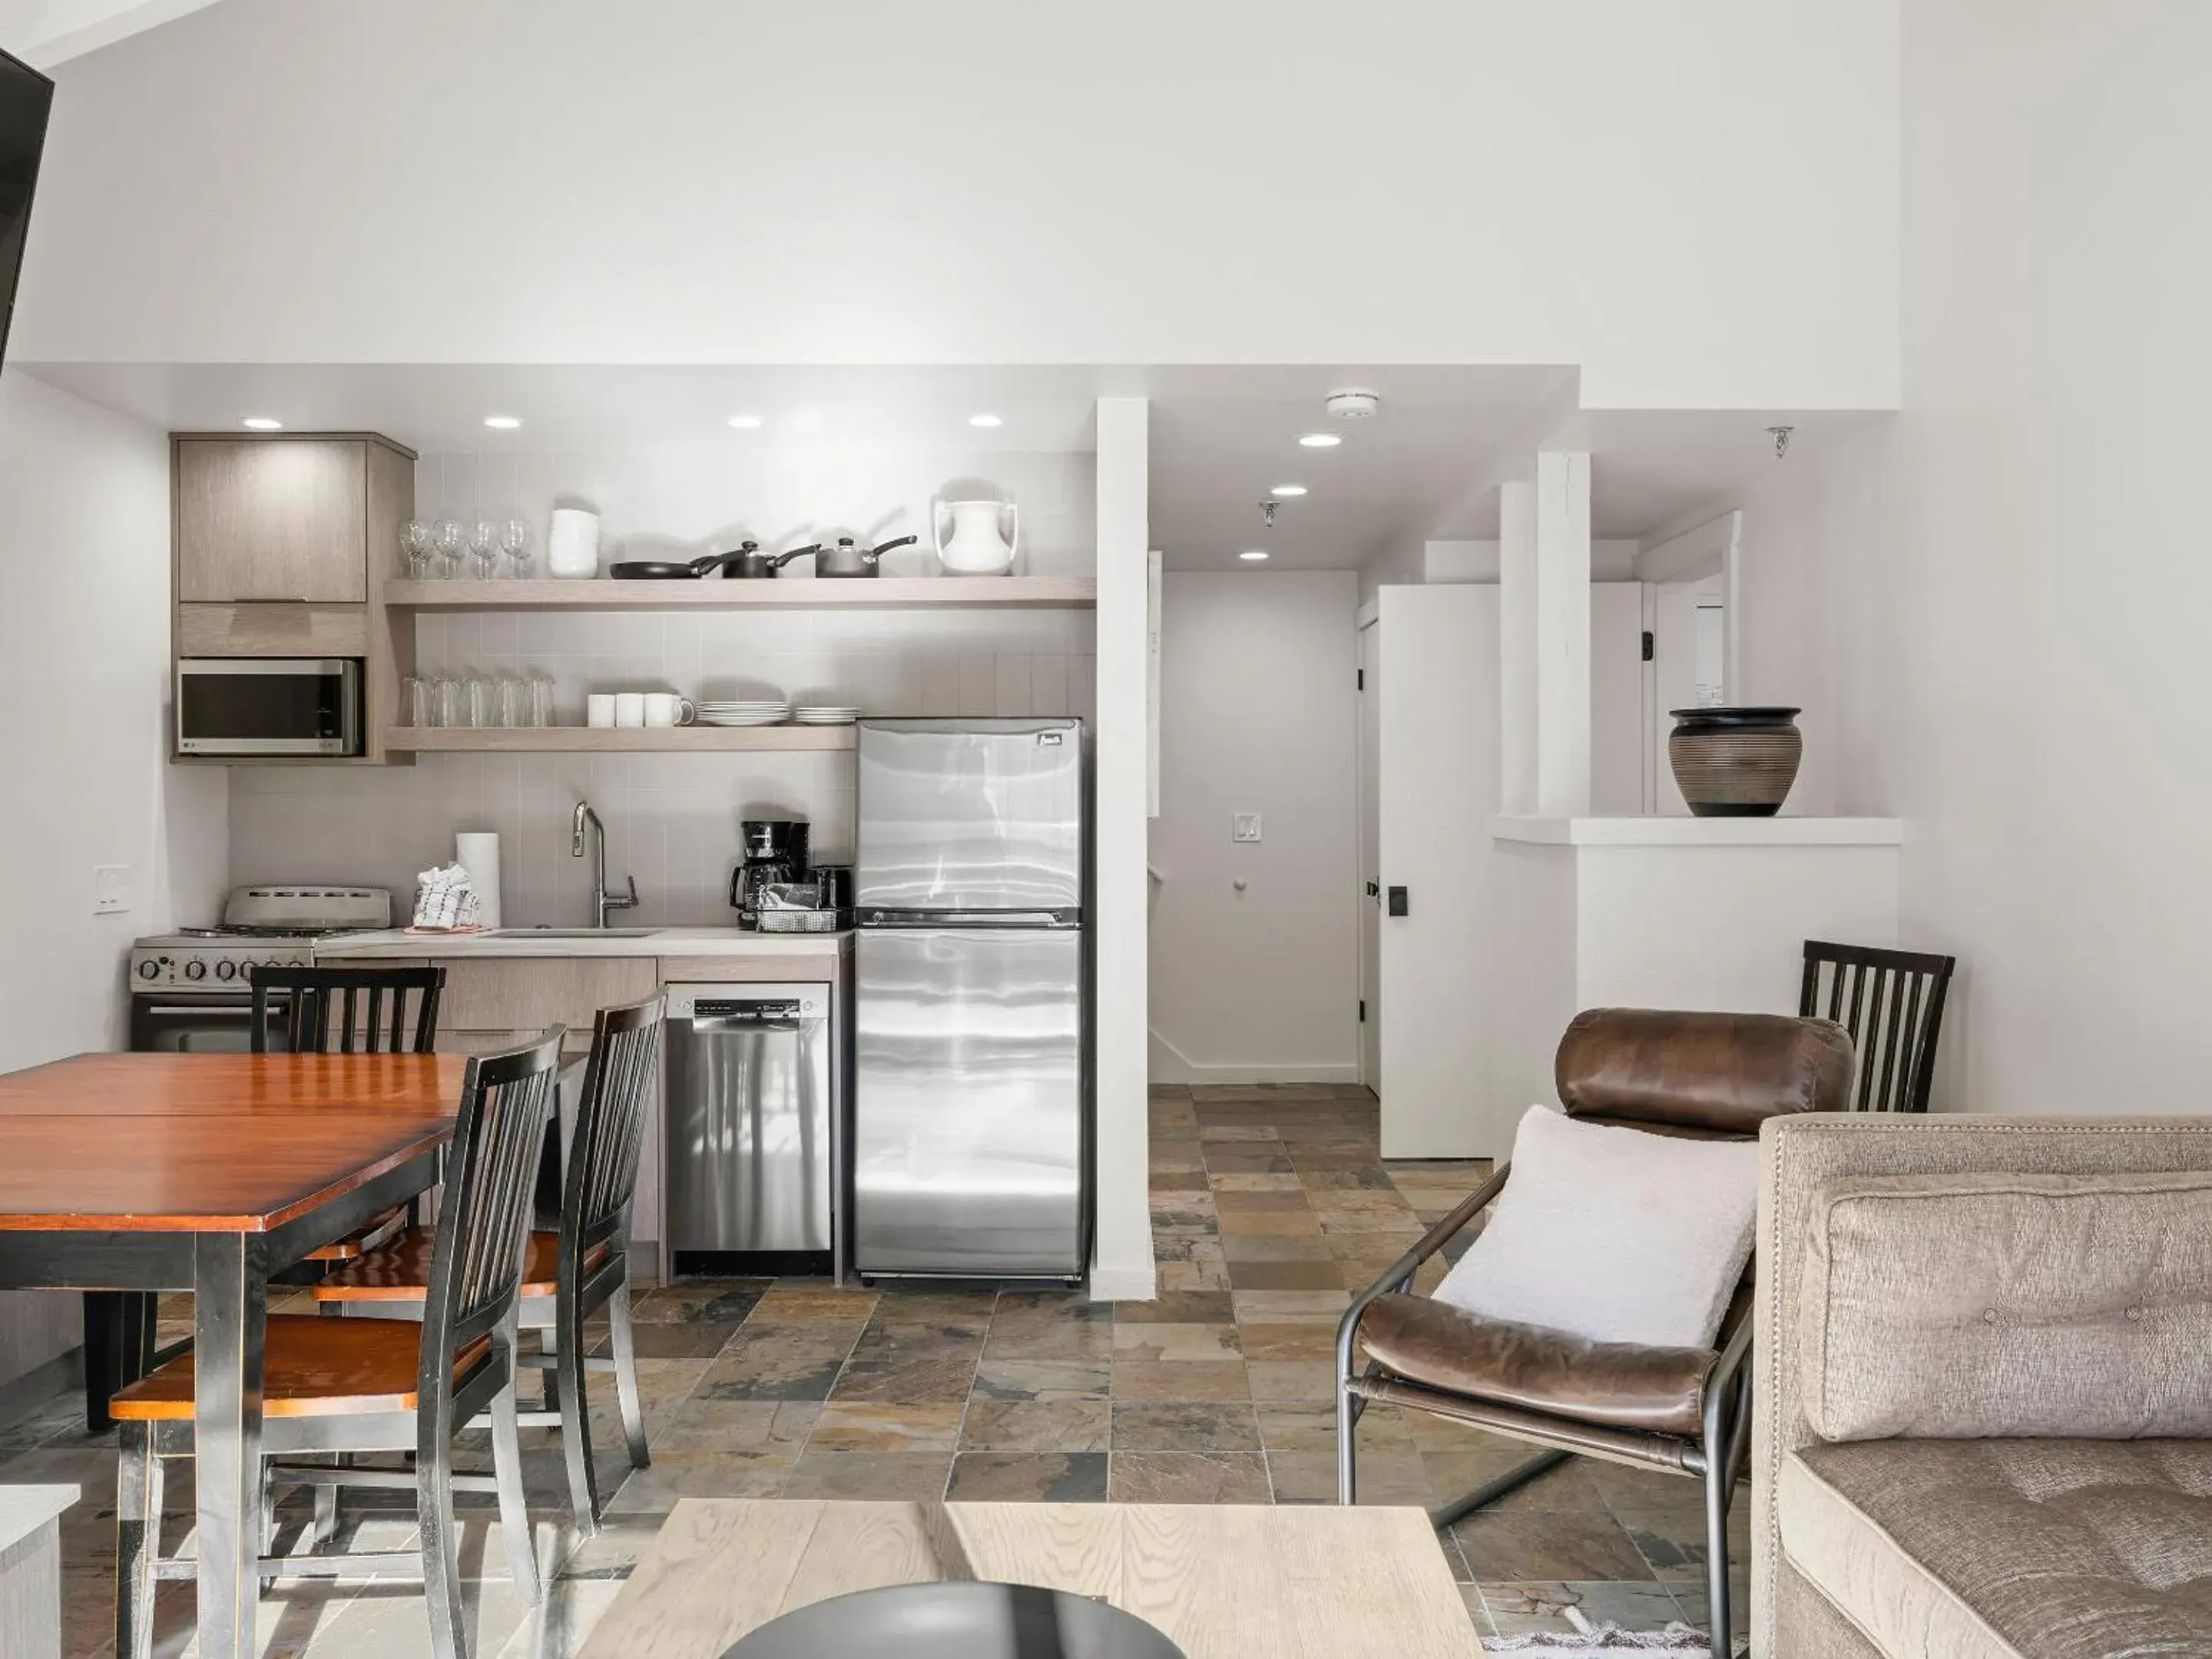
[1484,1607,1745,1656]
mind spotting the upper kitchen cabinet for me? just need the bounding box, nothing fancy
[174,435,414,603]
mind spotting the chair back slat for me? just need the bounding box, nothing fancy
[564,996,664,1257]
[421,1028,565,1378]
[250,965,445,1055]
[1800,940,1957,1114]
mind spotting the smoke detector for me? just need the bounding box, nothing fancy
[1325,388,1382,421]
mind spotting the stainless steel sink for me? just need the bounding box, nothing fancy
[487,926,661,939]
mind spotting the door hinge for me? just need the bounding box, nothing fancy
[1356,669,1364,690]
[1641,630,1655,662]
[1359,999,1366,1023]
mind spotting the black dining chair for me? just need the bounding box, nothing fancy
[313,994,664,1533]
[1799,939,1957,1114]
[111,1028,564,1659]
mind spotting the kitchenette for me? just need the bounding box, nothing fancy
[141,426,1106,1294]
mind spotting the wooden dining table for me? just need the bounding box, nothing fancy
[0,1050,468,1659]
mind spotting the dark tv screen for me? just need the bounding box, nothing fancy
[0,47,55,369]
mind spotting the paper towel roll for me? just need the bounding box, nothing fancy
[455,832,502,929]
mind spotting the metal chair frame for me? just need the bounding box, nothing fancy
[114,1028,565,1659]
[1800,939,1955,1114]
[1336,1161,1755,1658]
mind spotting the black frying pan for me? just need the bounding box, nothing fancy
[608,551,747,580]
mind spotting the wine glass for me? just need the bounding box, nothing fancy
[432,519,465,579]
[499,518,532,579]
[468,521,500,581]
[399,519,433,578]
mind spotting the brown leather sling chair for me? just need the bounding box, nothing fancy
[1336,1008,1852,1658]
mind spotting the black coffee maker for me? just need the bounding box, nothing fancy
[730,818,810,928]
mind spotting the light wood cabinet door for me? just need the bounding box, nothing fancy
[439,957,660,1037]
[176,439,368,603]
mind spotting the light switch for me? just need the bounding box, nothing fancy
[93,866,131,916]
[1232,813,1263,843]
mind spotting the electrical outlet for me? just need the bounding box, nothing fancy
[93,866,131,916]
[1232,813,1263,843]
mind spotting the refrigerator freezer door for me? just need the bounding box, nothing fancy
[856,720,1083,914]
[854,927,1084,1277]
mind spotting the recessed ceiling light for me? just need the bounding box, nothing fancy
[483,415,522,430]
[1297,432,1341,449]
[241,417,283,431]
[727,415,763,429]
[1240,550,1270,562]
[969,412,1004,429]
[1270,484,1307,497]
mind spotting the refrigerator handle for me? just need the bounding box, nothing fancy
[859,909,1082,929]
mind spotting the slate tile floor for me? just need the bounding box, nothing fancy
[5,1082,1746,1655]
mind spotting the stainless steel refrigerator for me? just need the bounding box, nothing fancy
[853,717,1087,1280]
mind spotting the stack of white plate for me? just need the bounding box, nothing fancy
[696,700,790,727]
[793,706,862,726]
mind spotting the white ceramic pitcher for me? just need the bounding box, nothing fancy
[933,498,1018,576]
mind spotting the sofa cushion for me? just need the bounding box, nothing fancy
[1359,1293,1717,1436]
[1433,1104,1757,1348]
[1780,1439,2212,1659]
[1800,1171,2212,1441]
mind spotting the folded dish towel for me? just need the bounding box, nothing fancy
[412,861,482,931]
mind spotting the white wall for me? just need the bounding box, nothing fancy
[1724,2,2212,1118]
[0,369,229,1389]
[15,0,1898,411]
[1148,571,1357,1082]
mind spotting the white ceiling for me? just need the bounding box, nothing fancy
[22,359,1882,571]
[0,0,221,67]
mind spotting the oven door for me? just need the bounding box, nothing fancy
[128,992,287,1054]
[176,657,363,757]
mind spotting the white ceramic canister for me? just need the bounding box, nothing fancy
[547,508,602,580]
[932,498,1018,576]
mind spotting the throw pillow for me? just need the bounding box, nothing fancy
[1431,1104,1759,1349]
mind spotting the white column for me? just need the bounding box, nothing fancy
[1090,396,1157,1301]
[1533,451,1591,818]
[1498,478,1537,816]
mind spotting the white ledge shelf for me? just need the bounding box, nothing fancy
[383,726,856,754]
[1492,815,1903,847]
[383,577,1095,611]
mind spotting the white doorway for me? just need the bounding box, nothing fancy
[1356,614,1382,1092]
[1640,512,1742,815]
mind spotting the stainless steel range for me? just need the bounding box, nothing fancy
[128,885,392,1051]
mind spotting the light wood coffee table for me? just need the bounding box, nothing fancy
[581,1499,1479,1659]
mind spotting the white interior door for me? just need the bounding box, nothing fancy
[1378,584,1505,1159]
[1589,584,1647,817]
[1356,616,1382,1092]
[1651,568,1727,814]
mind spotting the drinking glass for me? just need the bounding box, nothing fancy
[400,519,433,578]
[402,673,430,727]
[498,674,529,729]
[465,676,498,729]
[432,520,465,579]
[500,518,533,579]
[429,675,461,729]
[527,672,556,727]
[468,521,501,581]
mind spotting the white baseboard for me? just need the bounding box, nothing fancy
[1088,1259,1158,1303]
[1147,1028,1362,1086]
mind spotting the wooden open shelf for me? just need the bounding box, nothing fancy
[384,577,1096,611]
[383,725,858,754]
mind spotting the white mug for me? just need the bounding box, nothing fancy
[614,692,647,729]
[644,693,697,728]
[586,694,616,730]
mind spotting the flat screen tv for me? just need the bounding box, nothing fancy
[0,46,55,369]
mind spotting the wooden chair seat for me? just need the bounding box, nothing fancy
[305,1202,411,1262]
[311,1227,607,1303]
[109,1315,490,1421]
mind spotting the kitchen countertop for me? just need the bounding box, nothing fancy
[316,926,852,960]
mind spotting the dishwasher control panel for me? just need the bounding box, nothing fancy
[663,983,823,1021]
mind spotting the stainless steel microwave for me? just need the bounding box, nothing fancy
[176,657,363,757]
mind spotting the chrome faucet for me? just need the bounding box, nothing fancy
[571,800,639,929]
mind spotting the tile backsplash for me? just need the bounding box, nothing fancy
[227,438,1098,926]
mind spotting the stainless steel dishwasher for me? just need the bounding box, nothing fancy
[663,982,836,1275]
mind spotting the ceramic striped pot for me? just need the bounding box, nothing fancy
[1667,707,1803,816]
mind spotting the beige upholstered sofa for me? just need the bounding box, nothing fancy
[1755,1114,2212,1657]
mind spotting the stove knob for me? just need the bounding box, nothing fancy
[184,960,207,981]
[137,959,160,981]
[214,959,237,982]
